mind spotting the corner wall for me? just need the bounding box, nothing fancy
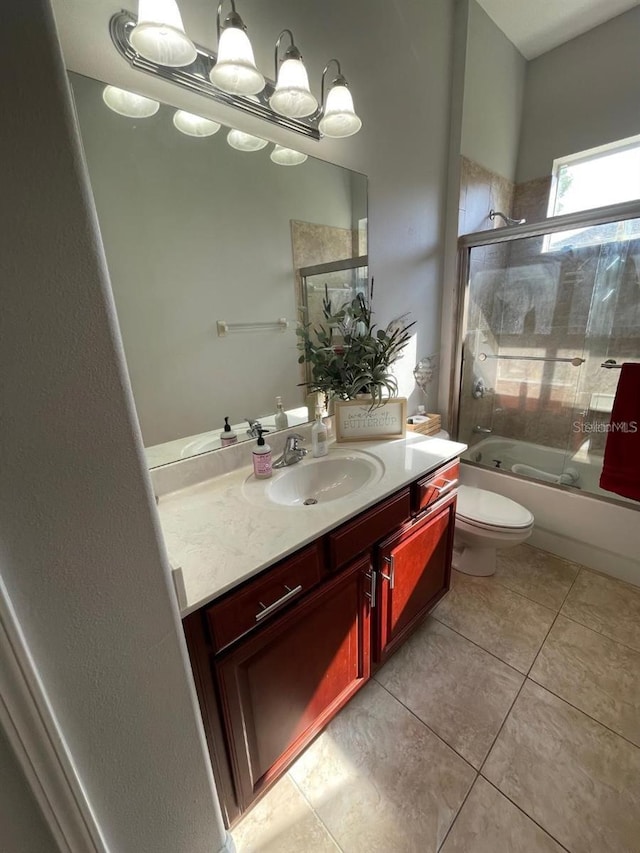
[517,5,640,183]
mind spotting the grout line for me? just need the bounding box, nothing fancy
[526,564,583,677]
[374,680,478,772]
[436,772,478,852]
[525,675,640,753]
[449,567,559,617]
[477,676,528,778]
[287,772,345,852]
[479,777,573,853]
[429,611,533,677]
[557,611,640,657]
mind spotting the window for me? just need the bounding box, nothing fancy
[545,135,640,251]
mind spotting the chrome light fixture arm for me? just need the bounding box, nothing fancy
[320,58,344,108]
[216,0,243,39]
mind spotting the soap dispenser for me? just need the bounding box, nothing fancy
[311,407,328,457]
[274,396,289,430]
[252,428,273,479]
[220,416,238,447]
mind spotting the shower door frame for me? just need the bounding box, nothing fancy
[450,198,640,440]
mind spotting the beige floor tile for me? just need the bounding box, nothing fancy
[495,544,580,610]
[483,681,640,853]
[432,571,556,673]
[530,615,640,747]
[232,775,339,853]
[561,570,640,653]
[289,679,475,853]
[375,618,523,768]
[441,776,564,853]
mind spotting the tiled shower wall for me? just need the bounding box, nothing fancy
[458,156,551,236]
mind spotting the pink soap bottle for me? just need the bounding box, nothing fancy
[252,429,272,479]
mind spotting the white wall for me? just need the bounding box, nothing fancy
[0,2,229,851]
[461,0,526,181]
[71,71,357,445]
[517,5,640,182]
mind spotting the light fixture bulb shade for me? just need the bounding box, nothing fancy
[269,58,318,118]
[209,26,265,95]
[130,0,197,67]
[319,84,362,138]
[270,145,308,166]
[227,128,268,152]
[102,85,160,118]
[173,110,221,136]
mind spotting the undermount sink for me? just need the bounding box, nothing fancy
[243,450,385,507]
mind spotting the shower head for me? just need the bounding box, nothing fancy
[489,209,526,227]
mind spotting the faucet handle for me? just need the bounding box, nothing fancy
[288,433,305,448]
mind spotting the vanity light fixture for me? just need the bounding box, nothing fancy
[319,60,362,139]
[227,128,268,152]
[270,145,308,166]
[129,0,197,67]
[173,109,221,136]
[209,0,264,96]
[109,10,362,141]
[102,85,160,117]
[270,30,318,119]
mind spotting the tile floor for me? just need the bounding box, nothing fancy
[231,544,640,853]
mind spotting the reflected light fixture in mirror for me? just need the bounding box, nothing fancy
[209,0,265,96]
[270,145,308,166]
[102,85,160,117]
[319,60,362,138]
[270,30,318,119]
[227,128,268,151]
[130,0,197,67]
[173,110,221,136]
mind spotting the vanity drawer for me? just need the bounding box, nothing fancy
[206,543,323,652]
[413,460,459,515]
[328,488,411,571]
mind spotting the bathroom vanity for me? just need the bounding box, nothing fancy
[158,435,464,826]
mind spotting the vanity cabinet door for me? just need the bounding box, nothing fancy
[373,493,456,667]
[215,555,371,811]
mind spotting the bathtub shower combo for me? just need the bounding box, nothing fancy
[454,203,640,584]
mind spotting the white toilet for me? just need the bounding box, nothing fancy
[453,485,534,576]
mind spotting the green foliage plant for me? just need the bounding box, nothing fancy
[297,281,415,408]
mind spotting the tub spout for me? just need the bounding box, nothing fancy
[473,426,493,434]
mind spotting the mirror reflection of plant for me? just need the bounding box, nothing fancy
[297,280,415,407]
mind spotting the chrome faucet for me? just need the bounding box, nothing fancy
[273,434,307,468]
[245,418,264,438]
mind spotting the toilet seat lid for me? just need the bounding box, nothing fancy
[457,485,534,530]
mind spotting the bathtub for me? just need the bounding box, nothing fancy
[461,436,640,586]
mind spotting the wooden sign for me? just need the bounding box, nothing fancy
[334,397,407,442]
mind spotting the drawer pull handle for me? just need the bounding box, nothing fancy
[364,568,377,608]
[380,555,395,589]
[433,478,458,494]
[255,584,303,622]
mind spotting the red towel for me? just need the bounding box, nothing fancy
[599,363,640,502]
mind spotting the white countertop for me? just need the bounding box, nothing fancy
[157,433,466,617]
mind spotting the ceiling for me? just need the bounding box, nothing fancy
[476,0,640,59]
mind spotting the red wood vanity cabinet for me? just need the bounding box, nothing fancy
[183,457,459,826]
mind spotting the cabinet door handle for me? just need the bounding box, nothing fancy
[380,555,395,589]
[255,584,303,622]
[365,568,377,608]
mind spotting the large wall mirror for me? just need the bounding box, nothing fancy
[69,72,367,467]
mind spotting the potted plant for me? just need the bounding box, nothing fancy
[296,281,415,409]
